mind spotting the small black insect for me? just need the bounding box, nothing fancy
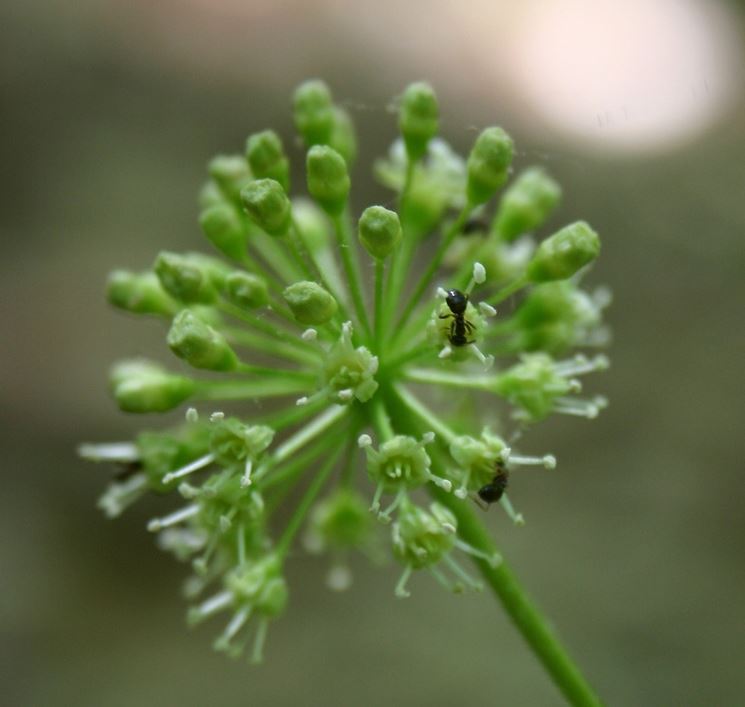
[477,460,509,506]
[462,217,489,236]
[439,289,475,347]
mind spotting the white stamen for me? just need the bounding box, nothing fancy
[216,607,251,649]
[162,453,215,485]
[508,453,557,469]
[395,565,413,598]
[554,354,610,378]
[430,474,452,492]
[436,287,448,299]
[240,458,253,487]
[369,356,379,374]
[178,482,200,499]
[455,539,502,568]
[97,474,148,518]
[78,442,139,463]
[357,434,373,448]
[296,396,309,406]
[499,494,525,526]
[473,262,486,284]
[439,345,453,359]
[554,397,600,419]
[441,522,456,534]
[468,344,494,370]
[342,320,354,336]
[185,407,199,423]
[189,590,232,623]
[147,504,199,532]
[421,431,435,444]
[210,411,225,422]
[301,328,318,342]
[479,302,497,317]
[337,388,354,402]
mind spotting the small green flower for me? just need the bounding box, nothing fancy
[81,80,609,667]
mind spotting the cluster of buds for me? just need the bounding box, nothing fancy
[80,79,609,662]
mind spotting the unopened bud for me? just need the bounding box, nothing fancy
[466,127,514,205]
[293,79,334,146]
[106,270,176,316]
[199,203,246,261]
[282,281,338,325]
[399,82,439,161]
[223,271,269,310]
[154,252,228,304]
[493,167,561,241]
[527,221,600,282]
[329,106,357,165]
[306,145,350,216]
[167,309,239,371]
[110,359,195,413]
[245,130,290,193]
[208,154,252,203]
[240,179,292,237]
[358,205,402,260]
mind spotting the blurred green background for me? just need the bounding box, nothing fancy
[2,1,744,705]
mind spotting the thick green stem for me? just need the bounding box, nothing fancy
[432,486,603,707]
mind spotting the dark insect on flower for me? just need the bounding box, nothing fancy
[440,289,475,346]
[461,217,489,236]
[477,459,509,507]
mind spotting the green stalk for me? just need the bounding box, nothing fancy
[331,210,372,340]
[374,259,386,352]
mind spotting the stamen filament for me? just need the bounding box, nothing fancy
[162,453,216,485]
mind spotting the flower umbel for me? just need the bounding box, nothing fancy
[80,79,609,685]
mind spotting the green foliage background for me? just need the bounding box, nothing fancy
[1,2,743,704]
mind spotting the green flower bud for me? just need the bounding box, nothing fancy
[110,359,195,413]
[527,221,600,282]
[208,154,252,203]
[209,417,274,468]
[223,271,269,310]
[291,198,330,253]
[199,203,246,261]
[167,309,239,371]
[106,270,176,316]
[492,353,573,421]
[293,79,335,146]
[197,469,266,542]
[328,106,357,165]
[225,554,288,617]
[306,145,350,216]
[492,167,561,242]
[154,251,228,304]
[450,429,507,495]
[283,280,338,325]
[240,178,292,237]
[399,82,439,161]
[245,130,290,193]
[321,322,378,404]
[393,500,456,569]
[466,127,514,205]
[358,205,402,260]
[307,488,372,550]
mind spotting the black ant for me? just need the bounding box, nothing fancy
[439,289,475,347]
[476,459,509,508]
[462,217,489,236]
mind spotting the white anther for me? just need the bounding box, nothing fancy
[441,522,457,534]
[454,487,468,500]
[240,458,253,488]
[421,431,435,444]
[439,345,453,359]
[337,388,354,402]
[210,411,225,422]
[342,321,354,336]
[162,453,215,485]
[479,302,497,317]
[357,434,373,448]
[296,396,309,407]
[473,262,486,284]
[436,287,448,299]
[147,504,199,532]
[301,328,318,342]
[185,407,199,423]
[77,442,139,463]
[543,454,557,469]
